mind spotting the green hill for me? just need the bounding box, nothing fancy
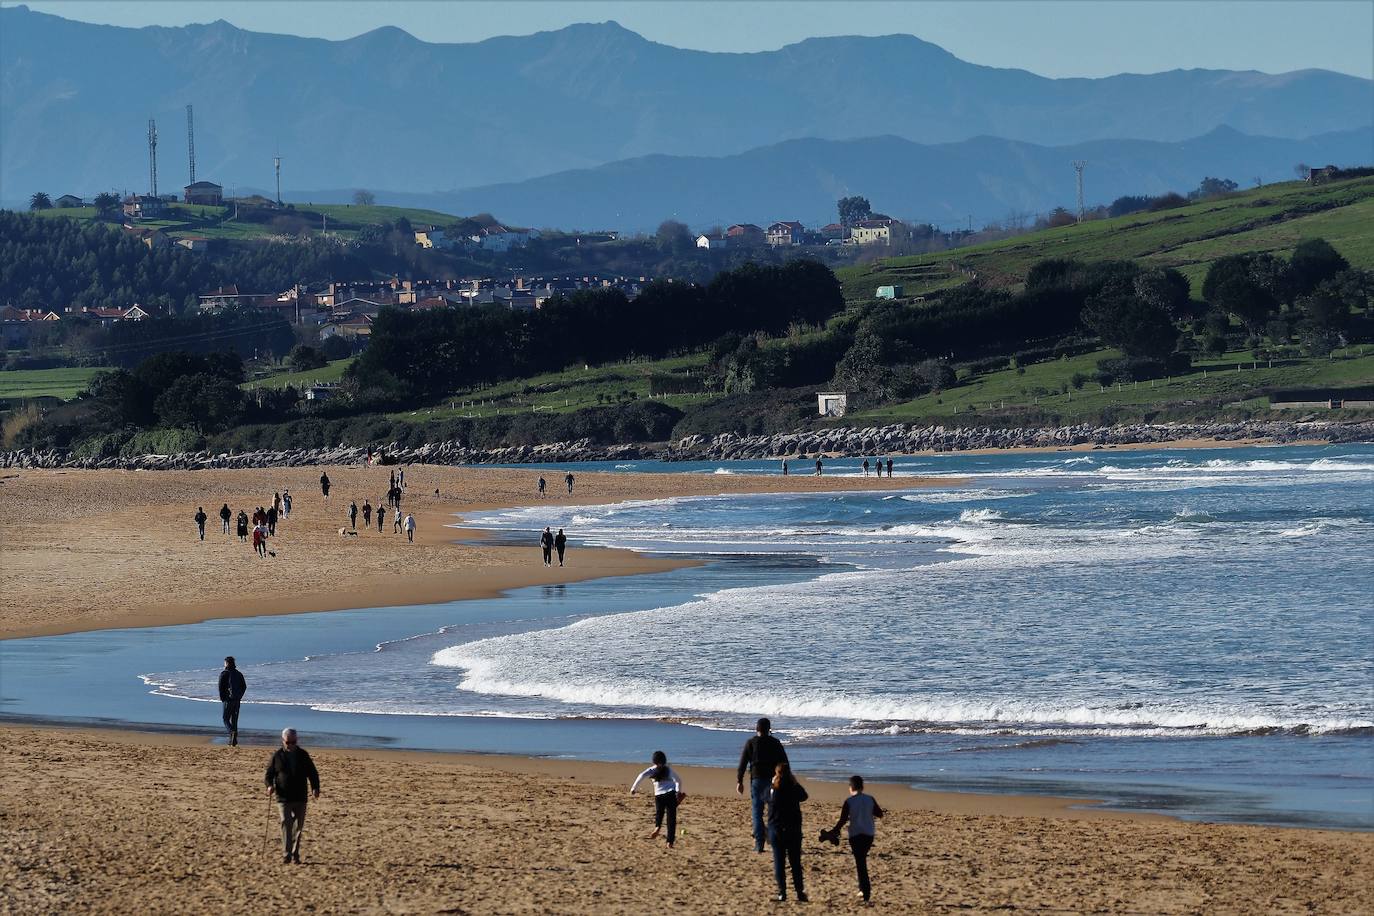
[838,176,1374,304]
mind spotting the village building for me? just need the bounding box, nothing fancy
[0,306,61,347]
[695,234,729,250]
[183,181,224,206]
[766,221,806,247]
[851,218,897,246]
[725,223,765,247]
[122,195,167,220]
[55,195,85,209]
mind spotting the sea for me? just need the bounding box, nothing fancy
[2,444,1371,828]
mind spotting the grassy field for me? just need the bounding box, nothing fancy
[838,176,1374,303]
[0,366,106,401]
[852,347,1374,424]
[243,357,356,390]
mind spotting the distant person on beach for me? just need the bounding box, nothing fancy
[274,492,282,517]
[404,513,416,543]
[823,775,885,904]
[768,763,808,902]
[393,507,403,534]
[252,524,268,558]
[886,458,893,477]
[862,459,870,478]
[266,504,278,537]
[538,477,547,497]
[349,501,358,530]
[630,750,685,848]
[265,728,320,865]
[565,473,575,495]
[399,469,406,489]
[218,656,247,747]
[737,717,790,853]
[362,500,372,528]
[237,510,249,542]
[390,470,396,491]
[320,472,331,502]
[194,507,207,541]
[554,529,567,566]
[781,459,788,476]
[540,527,554,566]
[282,490,292,518]
[377,503,386,533]
[219,503,231,535]
[815,458,823,476]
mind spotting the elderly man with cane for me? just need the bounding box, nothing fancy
[265,728,321,864]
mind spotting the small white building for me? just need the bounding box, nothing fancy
[695,234,729,250]
[414,228,455,250]
[816,392,848,418]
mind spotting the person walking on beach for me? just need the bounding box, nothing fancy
[393,506,403,534]
[404,513,416,543]
[824,775,885,904]
[554,528,567,567]
[282,490,292,518]
[540,527,554,566]
[195,507,208,541]
[815,457,823,476]
[348,500,358,531]
[538,476,546,497]
[266,504,278,537]
[377,503,386,533]
[886,458,893,478]
[782,459,788,476]
[630,750,685,848]
[320,471,331,503]
[362,500,372,528]
[220,503,232,535]
[274,492,282,517]
[565,473,575,495]
[265,728,320,864]
[252,524,268,558]
[737,717,789,853]
[768,763,808,902]
[237,509,249,542]
[399,468,406,489]
[218,656,247,747]
[862,458,870,478]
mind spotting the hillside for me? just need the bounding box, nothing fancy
[3,5,1370,199]
[839,176,1374,302]
[400,128,1374,231]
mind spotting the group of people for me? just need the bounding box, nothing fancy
[195,490,293,559]
[538,526,569,566]
[633,717,884,904]
[779,457,895,478]
[536,473,576,497]
[327,469,416,541]
[221,663,878,899]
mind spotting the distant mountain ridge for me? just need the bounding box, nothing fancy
[2,4,1371,199]
[299,126,1374,232]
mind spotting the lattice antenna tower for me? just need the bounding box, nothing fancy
[147,118,159,197]
[274,152,282,205]
[1072,160,1087,223]
[186,105,196,185]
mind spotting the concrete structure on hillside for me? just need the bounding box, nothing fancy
[695,234,729,250]
[817,392,848,418]
[183,181,223,205]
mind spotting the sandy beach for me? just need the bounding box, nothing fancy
[2,725,1369,914]
[0,464,937,639]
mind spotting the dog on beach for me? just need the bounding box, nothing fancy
[338,527,358,537]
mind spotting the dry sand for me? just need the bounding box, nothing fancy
[0,464,937,639]
[2,726,1369,915]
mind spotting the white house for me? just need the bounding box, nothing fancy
[695,234,729,250]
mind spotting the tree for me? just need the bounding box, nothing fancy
[837,196,872,227]
[1133,268,1193,320]
[93,192,120,217]
[654,219,692,255]
[1192,177,1238,200]
[288,344,328,371]
[1289,238,1349,295]
[29,192,52,210]
[153,373,244,433]
[1081,280,1179,360]
[352,189,376,206]
[1045,207,1076,228]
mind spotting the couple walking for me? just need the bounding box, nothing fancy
[539,527,568,566]
[737,718,884,904]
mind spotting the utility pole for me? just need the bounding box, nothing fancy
[274,153,282,205]
[1072,160,1087,222]
[147,118,159,198]
[186,104,196,185]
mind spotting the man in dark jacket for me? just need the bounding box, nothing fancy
[219,503,232,535]
[218,656,247,746]
[265,728,321,864]
[194,507,207,541]
[736,717,790,853]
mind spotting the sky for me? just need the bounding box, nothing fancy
[13,0,1374,79]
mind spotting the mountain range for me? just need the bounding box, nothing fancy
[3,2,1371,211]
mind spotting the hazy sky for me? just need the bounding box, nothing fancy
[15,0,1374,79]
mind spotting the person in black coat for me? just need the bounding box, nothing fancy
[767,763,808,902]
[218,656,247,746]
[736,717,789,853]
[265,728,321,864]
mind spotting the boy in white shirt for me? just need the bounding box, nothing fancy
[629,751,684,848]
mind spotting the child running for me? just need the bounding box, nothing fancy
[629,750,684,848]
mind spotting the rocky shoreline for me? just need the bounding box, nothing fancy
[4,421,1372,470]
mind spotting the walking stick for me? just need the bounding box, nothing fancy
[264,794,274,856]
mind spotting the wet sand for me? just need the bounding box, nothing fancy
[2,725,1369,915]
